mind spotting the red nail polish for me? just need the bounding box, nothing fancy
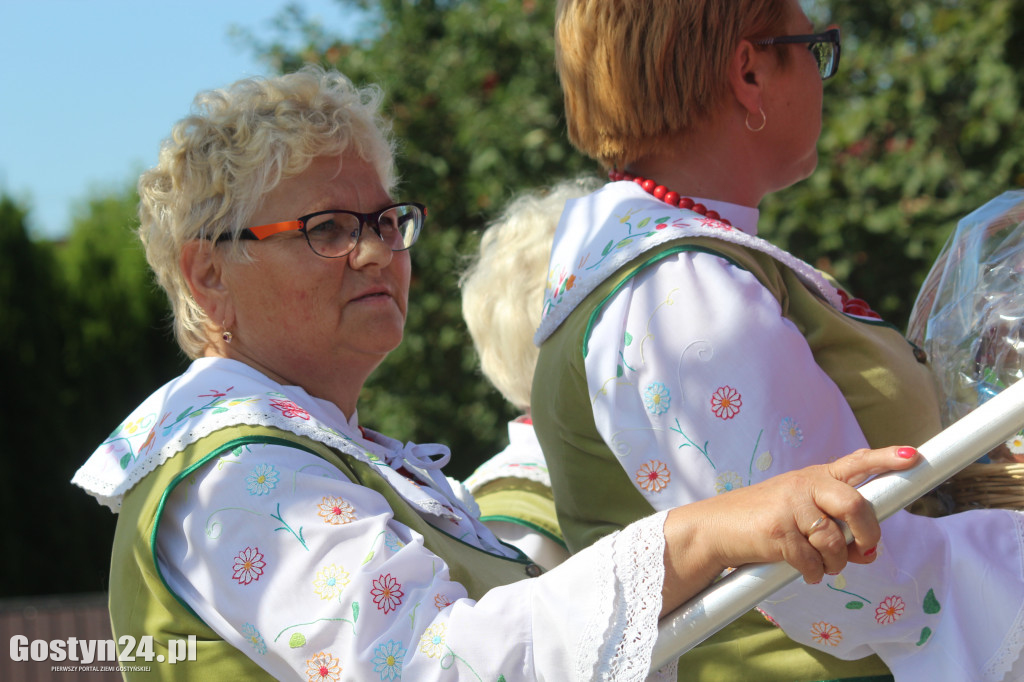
[864,546,877,557]
[897,447,916,459]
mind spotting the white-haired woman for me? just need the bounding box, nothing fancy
[460,177,601,570]
[73,66,919,681]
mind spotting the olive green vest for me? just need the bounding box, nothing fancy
[532,237,943,682]
[108,424,539,680]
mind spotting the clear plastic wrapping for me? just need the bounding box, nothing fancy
[907,191,1024,463]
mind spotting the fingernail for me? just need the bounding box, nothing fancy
[864,546,877,557]
[897,447,916,459]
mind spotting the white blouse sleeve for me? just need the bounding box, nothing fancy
[584,251,1024,682]
[155,442,676,682]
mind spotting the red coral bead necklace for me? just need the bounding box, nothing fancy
[609,169,732,226]
[608,170,887,321]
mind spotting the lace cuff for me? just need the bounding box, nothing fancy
[575,510,677,682]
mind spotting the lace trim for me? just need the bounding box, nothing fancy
[982,510,1024,681]
[575,512,669,681]
[72,408,454,523]
[534,186,842,346]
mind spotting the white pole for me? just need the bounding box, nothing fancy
[651,378,1024,672]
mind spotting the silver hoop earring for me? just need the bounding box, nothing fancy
[745,107,767,132]
[222,330,233,343]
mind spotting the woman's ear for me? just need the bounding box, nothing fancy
[728,39,767,120]
[180,240,233,328]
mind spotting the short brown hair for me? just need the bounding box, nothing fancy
[555,0,789,168]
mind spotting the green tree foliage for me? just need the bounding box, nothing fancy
[769,0,1024,324]
[0,189,185,596]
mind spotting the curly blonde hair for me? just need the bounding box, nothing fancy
[555,0,789,168]
[137,66,397,358]
[461,177,602,412]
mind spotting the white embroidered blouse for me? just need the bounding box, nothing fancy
[539,181,1024,682]
[73,357,675,682]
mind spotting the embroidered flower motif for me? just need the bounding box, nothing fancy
[306,651,342,681]
[434,593,454,610]
[318,496,357,525]
[710,386,742,420]
[780,417,804,447]
[384,532,405,552]
[810,621,842,646]
[313,564,351,601]
[371,573,404,614]
[372,639,406,681]
[245,463,279,496]
[232,547,266,585]
[875,595,906,625]
[635,460,671,492]
[714,471,744,494]
[241,623,267,655]
[756,451,773,471]
[643,382,671,415]
[269,397,311,420]
[419,624,447,658]
[1006,432,1024,455]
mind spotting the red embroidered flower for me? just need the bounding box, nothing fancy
[875,595,906,625]
[371,573,404,614]
[710,386,742,420]
[232,546,266,585]
[434,593,454,610]
[269,398,311,420]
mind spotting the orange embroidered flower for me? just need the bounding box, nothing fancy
[810,621,842,646]
[434,593,454,610]
[317,496,357,525]
[635,460,671,492]
[305,651,341,681]
[875,595,906,625]
[710,386,742,420]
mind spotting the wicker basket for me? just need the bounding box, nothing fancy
[945,461,1024,511]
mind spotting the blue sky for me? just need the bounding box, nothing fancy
[1,0,361,238]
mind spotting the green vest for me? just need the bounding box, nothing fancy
[108,424,539,680]
[532,237,943,682]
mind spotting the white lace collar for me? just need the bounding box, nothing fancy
[534,181,842,345]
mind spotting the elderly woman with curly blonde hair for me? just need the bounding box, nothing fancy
[73,66,920,681]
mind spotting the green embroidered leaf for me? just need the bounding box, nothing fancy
[352,602,360,622]
[212,407,229,414]
[624,331,633,346]
[288,633,306,648]
[601,239,614,256]
[916,627,932,646]
[362,550,375,565]
[922,588,941,614]
[497,677,507,682]
[637,217,650,229]
[615,238,633,249]
[176,406,194,421]
[119,453,132,470]
[616,365,623,377]
[844,601,865,610]
[108,424,124,439]
[656,215,670,223]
